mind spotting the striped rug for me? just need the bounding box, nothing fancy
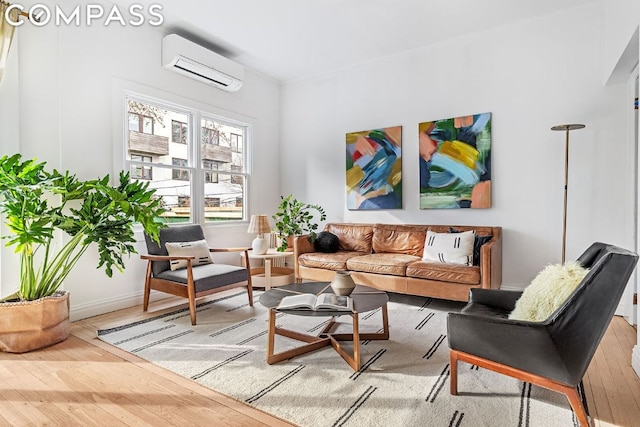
[98,291,581,427]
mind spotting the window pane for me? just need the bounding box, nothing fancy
[126,99,189,167]
[204,173,244,222]
[172,120,187,144]
[230,133,243,153]
[172,158,189,180]
[142,116,153,134]
[130,155,152,180]
[202,127,219,145]
[128,114,139,132]
[200,118,245,176]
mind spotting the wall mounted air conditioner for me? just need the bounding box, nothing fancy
[161,34,244,92]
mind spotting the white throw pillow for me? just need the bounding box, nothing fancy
[422,230,475,266]
[165,239,213,271]
[509,262,589,322]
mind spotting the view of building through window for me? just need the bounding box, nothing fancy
[125,95,247,223]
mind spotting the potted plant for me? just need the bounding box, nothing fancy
[272,194,326,252]
[0,154,165,353]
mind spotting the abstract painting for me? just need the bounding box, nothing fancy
[346,126,402,210]
[419,113,491,209]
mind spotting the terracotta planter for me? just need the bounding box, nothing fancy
[0,291,70,353]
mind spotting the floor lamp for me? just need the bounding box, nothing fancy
[551,123,585,263]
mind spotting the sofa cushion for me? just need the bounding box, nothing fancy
[422,230,475,266]
[406,260,480,285]
[298,251,365,271]
[372,224,428,257]
[347,253,421,276]
[314,231,340,253]
[449,227,492,266]
[325,223,374,253]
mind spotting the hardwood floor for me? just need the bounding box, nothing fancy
[1,294,639,426]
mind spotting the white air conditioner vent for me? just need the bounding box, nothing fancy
[162,34,244,92]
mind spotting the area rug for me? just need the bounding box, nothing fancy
[98,291,582,427]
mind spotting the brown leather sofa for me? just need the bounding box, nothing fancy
[293,223,502,301]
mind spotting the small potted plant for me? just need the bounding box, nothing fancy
[272,194,326,252]
[0,154,165,353]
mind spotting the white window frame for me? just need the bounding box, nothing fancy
[113,81,254,227]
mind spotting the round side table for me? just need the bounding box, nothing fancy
[244,248,294,290]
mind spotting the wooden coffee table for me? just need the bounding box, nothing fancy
[258,281,389,371]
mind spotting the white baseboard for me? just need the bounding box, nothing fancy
[633,345,640,380]
[69,290,166,322]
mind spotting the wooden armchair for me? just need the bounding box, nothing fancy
[142,224,253,325]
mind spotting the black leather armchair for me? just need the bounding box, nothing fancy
[141,224,253,325]
[447,242,638,427]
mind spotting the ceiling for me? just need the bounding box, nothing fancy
[120,0,598,83]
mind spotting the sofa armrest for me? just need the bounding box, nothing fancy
[480,228,502,290]
[293,234,315,280]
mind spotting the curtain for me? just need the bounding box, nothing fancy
[0,2,18,83]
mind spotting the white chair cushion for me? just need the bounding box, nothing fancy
[165,239,213,271]
[509,262,590,322]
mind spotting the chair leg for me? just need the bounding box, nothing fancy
[450,350,459,395]
[187,264,197,325]
[143,261,152,312]
[246,285,254,306]
[564,386,591,427]
[243,251,254,307]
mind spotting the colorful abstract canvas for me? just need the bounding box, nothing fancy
[419,113,491,209]
[346,126,402,210]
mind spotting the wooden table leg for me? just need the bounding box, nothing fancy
[264,259,273,290]
[352,313,360,369]
[267,308,276,359]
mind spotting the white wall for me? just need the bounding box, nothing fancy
[602,0,640,378]
[604,0,640,83]
[280,2,633,289]
[0,30,21,296]
[0,0,281,319]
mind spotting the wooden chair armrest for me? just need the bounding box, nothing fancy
[141,254,195,261]
[209,247,251,253]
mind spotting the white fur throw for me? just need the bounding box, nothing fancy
[508,262,589,322]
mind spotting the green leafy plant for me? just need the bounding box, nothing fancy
[0,154,166,301]
[272,194,326,252]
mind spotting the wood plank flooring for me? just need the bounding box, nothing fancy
[1,293,639,426]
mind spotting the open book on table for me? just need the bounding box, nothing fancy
[277,293,353,311]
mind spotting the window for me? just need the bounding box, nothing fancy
[124,93,250,224]
[230,133,243,153]
[172,120,187,144]
[172,158,189,181]
[203,160,218,183]
[131,154,152,180]
[129,113,154,134]
[202,127,219,145]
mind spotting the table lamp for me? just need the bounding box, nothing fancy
[247,214,271,255]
